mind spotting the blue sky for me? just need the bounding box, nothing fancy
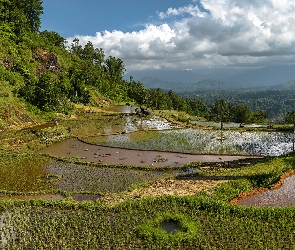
[41,0,295,74]
[41,0,198,37]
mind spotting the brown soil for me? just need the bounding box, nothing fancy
[99,177,226,205]
[34,49,60,75]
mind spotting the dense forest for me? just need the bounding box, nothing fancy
[182,89,295,122]
[0,0,289,127]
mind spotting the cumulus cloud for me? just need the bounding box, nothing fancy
[67,0,295,71]
[157,4,207,19]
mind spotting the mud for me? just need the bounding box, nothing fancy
[39,138,254,167]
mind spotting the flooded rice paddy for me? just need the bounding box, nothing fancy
[39,137,252,167]
[4,108,295,206]
[36,112,295,205]
[92,128,295,156]
[44,160,173,193]
[238,174,295,207]
[4,106,295,249]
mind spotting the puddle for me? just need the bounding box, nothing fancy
[101,106,137,113]
[39,138,252,167]
[160,220,182,234]
[23,122,56,131]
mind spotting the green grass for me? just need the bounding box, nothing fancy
[2,195,295,249]
[2,109,295,249]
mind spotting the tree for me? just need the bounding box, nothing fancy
[210,100,229,122]
[40,30,65,47]
[187,99,209,117]
[0,0,43,34]
[105,56,125,83]
[253,110,268,123]
[232,105,253,123]
[81,41,95,62]
[285,110,295,124]
[71,38,83,56]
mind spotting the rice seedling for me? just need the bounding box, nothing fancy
[2,110,295,248]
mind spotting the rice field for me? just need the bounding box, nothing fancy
[85,127,295,156]
[1,110,295,249]
[2,196,295,249]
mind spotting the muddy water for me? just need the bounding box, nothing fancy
[0,194,64,201]
[24,122,56,131]
[160,220,182,234]
[101,106,137,113]
[39,138,252,167]
[238,175,295,207]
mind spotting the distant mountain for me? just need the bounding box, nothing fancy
[139,77,249,93]
[225,65,295,87]
[125,65,295,91]
[267,80,295,91]
[125,69,209,83]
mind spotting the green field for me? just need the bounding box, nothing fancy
[1,112,295,249]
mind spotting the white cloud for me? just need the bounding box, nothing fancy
[67,0,295,71]
[157,4,207,19]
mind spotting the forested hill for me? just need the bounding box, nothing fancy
[0,0,283,130]
[0,0,211,130]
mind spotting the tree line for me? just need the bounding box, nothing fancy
[182,89,295,122]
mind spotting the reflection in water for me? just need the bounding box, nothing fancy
[124,117,137,133]
[24,122,56,131]
[160,220,182,234]
[108,133,131,144]
[101,106,137,113]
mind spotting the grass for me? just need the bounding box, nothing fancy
[2,106,295,248]
[2,195,295,249]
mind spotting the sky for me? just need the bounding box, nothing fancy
[41,0,295,74]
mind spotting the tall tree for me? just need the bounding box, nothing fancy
[105,56,125,83]
[40,30,65,47]
[0,0,43,34]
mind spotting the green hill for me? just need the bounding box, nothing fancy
[0,1,199,130]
